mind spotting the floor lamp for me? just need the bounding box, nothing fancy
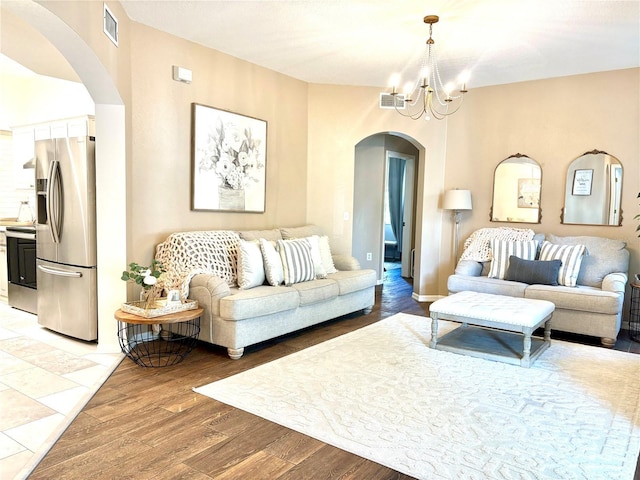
[443,189,473,262]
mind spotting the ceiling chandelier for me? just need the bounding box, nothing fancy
[388,15,469,121]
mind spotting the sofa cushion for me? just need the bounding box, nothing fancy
[447,274,527,297]
[305,235,327,278]
[488,239,538,279]
[318,235,338,274]
[280,224,324,240]
[505,256,561,286]
[546,234,629,288]
[259,238,284,286]
[220,286,300,320]
[539,241,586,287]
[277,239,316,286]
[524,285,622,315]
[237,240,265,290]
[292,279,339,306]
[238,228,283,242]
[327,269,376,295]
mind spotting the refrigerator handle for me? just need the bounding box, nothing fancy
[47,160,62,244]
[38,264,83,278]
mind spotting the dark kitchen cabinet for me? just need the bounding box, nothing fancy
[7,236,37,288]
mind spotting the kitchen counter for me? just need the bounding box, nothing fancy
[0,219,34,228]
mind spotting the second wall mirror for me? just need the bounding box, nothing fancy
[491,153,542,224]
[561,150,623,226]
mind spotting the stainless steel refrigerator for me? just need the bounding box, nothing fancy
[35,136,98,341]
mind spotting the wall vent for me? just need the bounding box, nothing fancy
[104,3,119,46]
[379,93,405,109]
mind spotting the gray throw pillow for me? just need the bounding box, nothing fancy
[505,256,562,286]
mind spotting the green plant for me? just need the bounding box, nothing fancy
[121,260,167,309]
[121,260,166,291]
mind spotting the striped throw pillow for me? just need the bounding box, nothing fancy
[277,239,316,286]
[488,239,538,280]
[539,241,586,287]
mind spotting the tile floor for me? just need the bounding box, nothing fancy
[0,300,122,480]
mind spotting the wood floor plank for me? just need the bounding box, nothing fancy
[212,450,295,480]
[263,430,325,465]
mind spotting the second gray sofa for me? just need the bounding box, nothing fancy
[448,233,629,347]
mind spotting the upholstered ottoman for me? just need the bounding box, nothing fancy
[429,291,555,367]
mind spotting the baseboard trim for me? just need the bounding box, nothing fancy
[412,293,446,303]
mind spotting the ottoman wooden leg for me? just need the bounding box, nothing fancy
[522,333,532,368]
[430,316,439,349]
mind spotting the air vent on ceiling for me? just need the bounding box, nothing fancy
[379,92,405,109]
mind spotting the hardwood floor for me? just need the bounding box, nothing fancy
[29,268,640,479]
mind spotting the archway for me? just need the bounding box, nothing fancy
[353,132,421,285]
[3,1,127,351]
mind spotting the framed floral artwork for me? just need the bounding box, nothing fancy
[191,103,267,212]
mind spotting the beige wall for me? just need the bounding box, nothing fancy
[128,24,309,264]
[443,68,640,295]
[307,84,449,298]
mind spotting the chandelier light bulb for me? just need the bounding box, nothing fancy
[403,82,414,97]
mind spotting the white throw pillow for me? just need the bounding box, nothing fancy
[539,241,586,287]
[318,235,338,274]
[305,235,327,279]
[277,239,316,286]
[488,239,538,280]
[259,238,284,286]
[237,239,265,289]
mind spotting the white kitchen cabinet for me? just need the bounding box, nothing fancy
[11,127,35,190]
[0,231,7,299]
[11,116,94,191]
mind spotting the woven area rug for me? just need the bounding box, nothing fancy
[194,313,640,479]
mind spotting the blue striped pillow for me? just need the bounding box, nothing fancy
[277,239,316,286]
[539,241,586,287]
[488,239,538,279]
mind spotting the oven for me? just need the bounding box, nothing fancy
[6,226,37,314]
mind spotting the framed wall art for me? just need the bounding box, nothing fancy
[571,169,593,196]
[191,103,267,212]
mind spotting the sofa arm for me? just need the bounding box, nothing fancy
[189,274,232,314]
[602,272,628,294]
[455,260,483,277]
[333,254,360,271]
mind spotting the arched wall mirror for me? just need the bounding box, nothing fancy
[490,153,542,224]
[561,150,623,226]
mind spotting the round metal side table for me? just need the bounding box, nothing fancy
[115,307,203,367]
[629,283,640,342]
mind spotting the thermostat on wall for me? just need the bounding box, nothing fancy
[172,66,192,84]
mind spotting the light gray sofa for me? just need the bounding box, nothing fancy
[448,233,629,347]
[158,225,376,359]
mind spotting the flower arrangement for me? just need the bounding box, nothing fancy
[121,260,166,309]
[198,117,264,190]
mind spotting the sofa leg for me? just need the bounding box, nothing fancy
[600,337,615,348]
[228,347,244,360]
[363,306,373,314]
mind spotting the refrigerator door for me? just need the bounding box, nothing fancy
[35,137,96,267]
[55,136,97,267]
[35,140,56,262]
[36,259,97,341]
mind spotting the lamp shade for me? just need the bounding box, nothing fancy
[443,189,472,211]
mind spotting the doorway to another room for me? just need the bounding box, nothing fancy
[352,133,419,286]
[384,151,415,279]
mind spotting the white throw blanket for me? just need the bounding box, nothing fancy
[155,230,240,300]
[460,227,535,262]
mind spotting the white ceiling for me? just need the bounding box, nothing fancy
[120,0,640,89]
